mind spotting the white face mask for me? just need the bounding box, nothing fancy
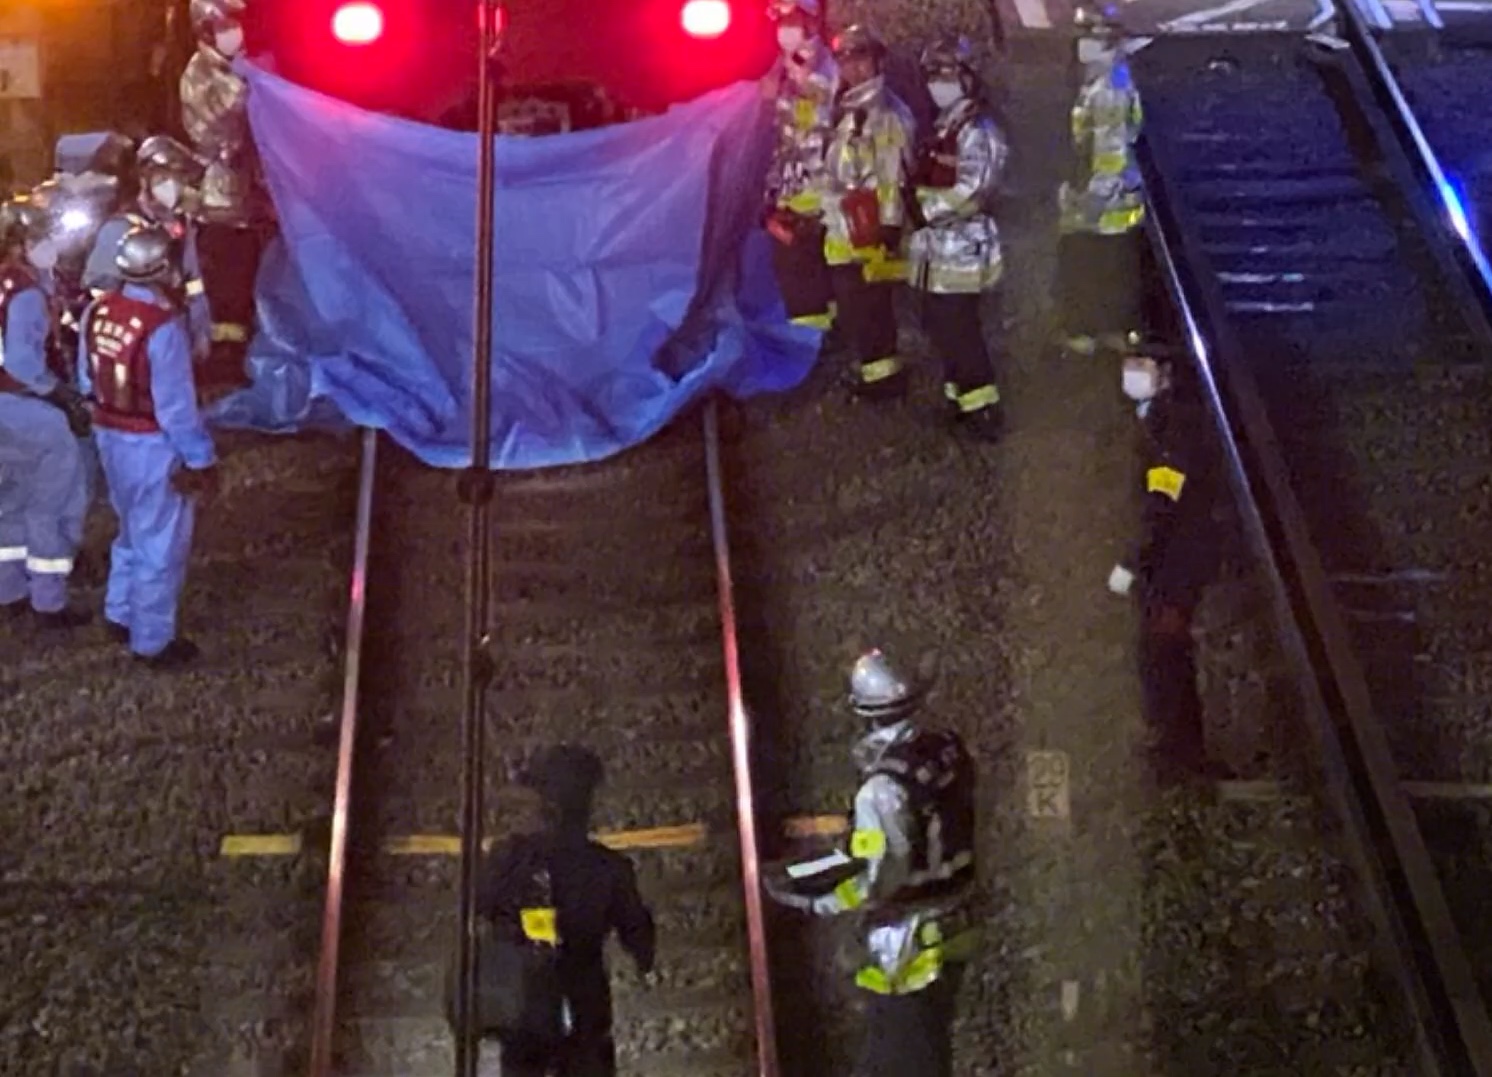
[26,239,58,273]
[777,26,805,54]
[1077,38,1113,65]
[928,80,963,109]
[215,26,245,57]
[1122,369,1157,401]
[151,179,184,210]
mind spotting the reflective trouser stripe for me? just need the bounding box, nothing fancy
[944,383,999,411]
[1098,205,1145,233]
[833,876,865,910]
[0,546,26,563]
[860,357,904,383]
[862,257,908,283]
[211,322,248,343]
[783,192,822,214]
[792,312,834,330]
[26,556,73,575]
[854,928,980,995]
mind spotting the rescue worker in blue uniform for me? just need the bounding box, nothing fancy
[760,0,839,334]
[83,136,211,362]
[1109,354,1229,783]
[823,25,917,398]
[907,37,1008,441]
[79,224,219,669]
[765,650,978,1077]
[1057,5,1148,358]
[0,196,93,629]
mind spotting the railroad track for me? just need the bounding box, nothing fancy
[1135,25,1492,1073]
[308,408,790,1076]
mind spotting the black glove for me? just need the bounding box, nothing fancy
[43,384,93,439]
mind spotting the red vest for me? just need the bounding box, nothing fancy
[0,263,41,393]
[84,294,176,433]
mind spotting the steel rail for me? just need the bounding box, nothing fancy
[1138,118,1492,1075]
[1332,0,1492,319]
[308,427,379,1076]
[453,2,502,1073]
[702,399,782,1077]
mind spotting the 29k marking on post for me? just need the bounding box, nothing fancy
[1027,750,1071,820]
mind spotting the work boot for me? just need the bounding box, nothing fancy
[105,620,130,645]
[33,606,93,631]
[137,638,201,671]
[955,405,1004,444]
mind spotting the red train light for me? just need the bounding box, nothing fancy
[681,0,731,38]
[332,2,385,45]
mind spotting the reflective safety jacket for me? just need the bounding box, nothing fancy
[808,720,978,995]
[1137,390,1222,610]
[765,40,839,218]
[1060,54,1145,236]
[82,293,178,433]
[180,45,255,224]
[908,98,1008,294]
[823,76,916,269]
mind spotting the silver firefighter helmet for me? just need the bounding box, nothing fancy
[831,23,888,63]
[848,648,929,724]
[115,223,180,285]
[137,136,205,184]
[767,0,822,20]
[920,35,976,78]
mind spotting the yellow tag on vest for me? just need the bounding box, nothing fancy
[794,99,816,130]
[520,907,558,945]
[1146,465,1186,501]
[850,829,887,859]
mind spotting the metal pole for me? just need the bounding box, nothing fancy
[454,3,501,1075]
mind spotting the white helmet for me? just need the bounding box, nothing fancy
[848,649,928,724]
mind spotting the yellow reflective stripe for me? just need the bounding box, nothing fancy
[825,236,854,263]
[184,278,205,297]
[1099,204,1145,233]
[211,322,248,343]
[955,385,999,413]
[859,357,903,383]
[874,183,899,206]
[862,257,908,283]
[899,946,944,992]
[873,130,903,150]
[784,191,823,214]
[1146,465,1186,501]
[833,876,865,910]
[943,381,959,401]
[520,907,559,945]
[849,829,886,858]
[855,966,892,993]
[793,98,816,129]
[1094,151,1129,174]
[791,311,834,330]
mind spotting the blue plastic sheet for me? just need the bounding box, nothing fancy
[211,64,820,468]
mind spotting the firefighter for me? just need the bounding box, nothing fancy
[1108,353,1229,783]
[765,649,978,1077]
[182,0,265,384]
[823,25,917,398]
[83,136,211,362]
[907,37,1008,441]
[760,0,839,335]
[1057,5,1147,358]
[0,196,93,629]
[78,224,219,669]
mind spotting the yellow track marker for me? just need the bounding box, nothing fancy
[220,815,847,859]
[220,834,303,857]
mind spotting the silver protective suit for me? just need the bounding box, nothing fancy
[765,39,839,217]
[180,45,255,224]
[1060,51,1145,236]
[908,99,1008,294]
[823,76,916,269]
[783,720,972,994]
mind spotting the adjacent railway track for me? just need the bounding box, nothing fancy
[1135,24,1492,1074]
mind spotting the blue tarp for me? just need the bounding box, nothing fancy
[209,64,820,468]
